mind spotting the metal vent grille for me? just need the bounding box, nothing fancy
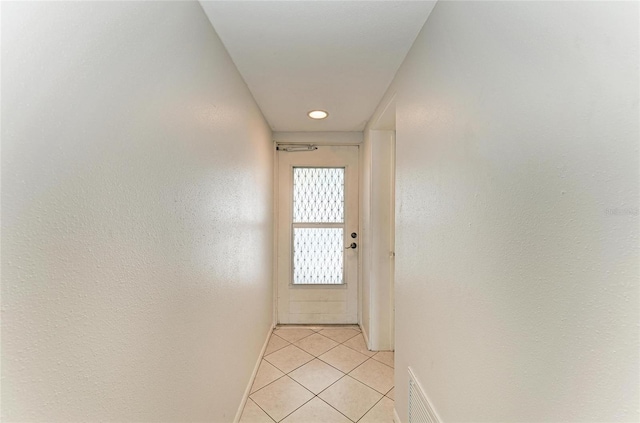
[408,368,440,423]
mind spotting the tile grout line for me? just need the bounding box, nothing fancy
[257,335,341,396]
[253,332,340,397]
[313,373,359,422]
[248,367,287,397]
[316,372,349,397]
[254,373,389,420]
[314,373,385,423]
[354,393,387,423]
[317,373,385,405]
[361,352,395,372]
[249,374,315,422]
[290,330,362,374]
[346,356,395,395]
[369,352,395,369]
[272,331,315,344]
[263,349,315,381]
[385,385,394,398]
[263,329,391,387]
[309,330,369,372]
[264,333,292,354]
[239,327,282,421]
[272,326,358,346]
[283,344,340,379]
[316,394,359,423]
[314,348,364,375]
[347,337,395,419]
[250,331,296,397]
[291,331,340,355]
[253,354,390,400]
[248,327,392,422]
[245,397,277,423]
[275,376,323,422]
[341,341,377,358]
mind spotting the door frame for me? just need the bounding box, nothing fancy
[274,143,361,324]
[361,93,396,351]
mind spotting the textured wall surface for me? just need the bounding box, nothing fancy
[1,2,273,421]
[360,131,373,342]
[360,130,395,351]
[389,2,639,421]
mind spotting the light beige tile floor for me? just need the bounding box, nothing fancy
[240,325,395,423]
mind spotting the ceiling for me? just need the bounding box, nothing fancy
[200,1,436,132]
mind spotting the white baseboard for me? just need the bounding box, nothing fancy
[393,407,402,423]
[233,322,275,423]
[360,324,371,350]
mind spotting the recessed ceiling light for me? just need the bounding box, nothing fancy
[308,110,328,120]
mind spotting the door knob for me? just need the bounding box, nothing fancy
[345,242,357,249]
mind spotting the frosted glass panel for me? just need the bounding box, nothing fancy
[293,168,344,223]
[293,228,344,284]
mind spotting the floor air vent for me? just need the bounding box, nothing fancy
[408,367,440,423]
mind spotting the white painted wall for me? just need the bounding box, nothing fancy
[1,2,273,421]
[360,131,373,342]
[360,129,395,351]
[360,132,373,340]
[379,1,639,421]
[273,131,363,145]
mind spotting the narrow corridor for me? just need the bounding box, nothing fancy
[3,2,638,422]
[240,326,394,423]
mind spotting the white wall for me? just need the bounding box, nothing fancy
[383,1,639,421]
[273,131,363,145]
[360,134,373,341]
[1,2,273,422]
[360,129,395,351]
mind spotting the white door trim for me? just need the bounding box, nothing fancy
[275,145,359,324]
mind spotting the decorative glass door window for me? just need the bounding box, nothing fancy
[292,167,345,284]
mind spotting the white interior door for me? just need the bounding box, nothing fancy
[277,145,359,324]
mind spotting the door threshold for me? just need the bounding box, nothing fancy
[275,324,361,331]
